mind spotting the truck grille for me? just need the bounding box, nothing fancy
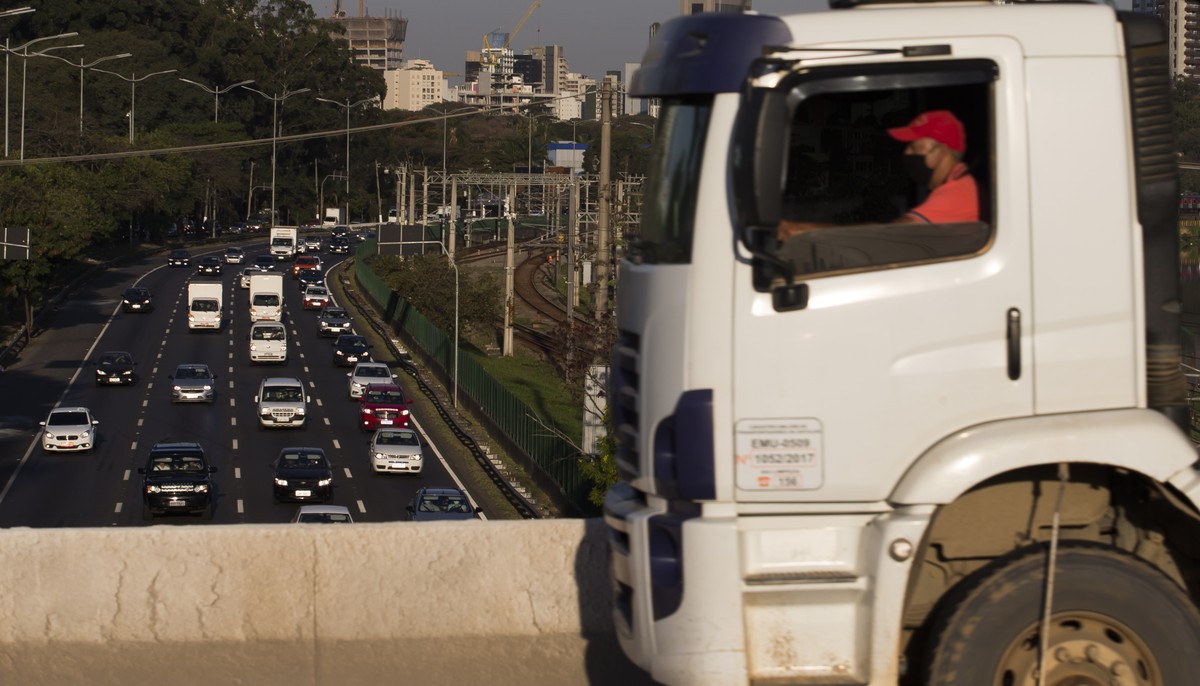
[373,409,401,420]
[271,409,297,420]
[612,330,641,481]
[158,483,195,493]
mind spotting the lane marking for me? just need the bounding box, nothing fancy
[229,380,234,389]
[230,417,237,426]
[137,418,143,427]
[114,502,123,514]
[316,398,323,407]
[323,418,331,426]
[141,400,148,408]
[123,470,130,481]
[332,439,341,449]
[146,382,153,390]
[151,367,158,374]
[309,380,316,388]
[356,499,366,513]
[232,438,238,450]
[230,398,236,407]
[131,441,138,450]
[237,499,244,514]
[343,467,353,479]
[235,467,242,479]
[303,366,310,374]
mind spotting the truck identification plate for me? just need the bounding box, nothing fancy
[735,419,823,491]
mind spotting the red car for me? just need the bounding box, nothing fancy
[359,383,412,431]
[291,255,321,279]
[303,286,331,310]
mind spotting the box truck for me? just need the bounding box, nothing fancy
[269,227,297,261]
[186,282,222,331]
[248,273,283,322]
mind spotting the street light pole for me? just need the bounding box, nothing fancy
[4,32,81,161]
[179,77,254,123]
[315,96,374,222]
[440,104,475,245]
[91,67,177,145]
[42,52,131,135]
[244,85,312,226]
[0,8,35,157]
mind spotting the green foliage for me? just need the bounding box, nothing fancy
[365,253,500,339]
[578,407,619,507]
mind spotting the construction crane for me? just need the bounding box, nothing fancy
[481,0,541,67]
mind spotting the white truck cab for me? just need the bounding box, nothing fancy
[248,273,284,322]
[248,321,287,364]
[186,282,222,331]
[606,4,1200,685]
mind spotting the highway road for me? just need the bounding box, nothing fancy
[0,241,479,527]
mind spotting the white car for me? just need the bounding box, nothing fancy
[40,407,99,452]
[239,267,256,289]
[369,427,425,474]
[223,246,245,264]
[255,377,309,429]
[347,362,394,399]
[291,505,353,523]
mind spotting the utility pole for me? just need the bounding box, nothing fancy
[246,161,255,220]
[421,166,429,228]
[409,170,418,226]
[595,81,613,320]
[449,176,458,261]
[502,184,516,356]
[568,175,578,317]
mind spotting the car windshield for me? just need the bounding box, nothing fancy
[201,257,218,265]
[263,386,302,402]
[227,248,242,255]
[175,367,211,380]
[252,327,284,341]
[279,452,328,469]
[299,512,351,523]
[48,411,88,426]
[148,454,206,472]
[417,494,471,513]
[124,289,147,299]
[358,367,389,378]
[377,430,418,446]
[322,309,347,319]
[306,287,328,296]
[171,251,188,258]
[341,338,367,350]
[100,353,131,365]
[366,389,404,403]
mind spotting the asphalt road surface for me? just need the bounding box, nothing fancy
[0,243,479,527]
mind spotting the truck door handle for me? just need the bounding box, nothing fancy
[1006,308,1021,380]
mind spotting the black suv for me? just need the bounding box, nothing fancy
[138,441,217,520]
[328,236,350,254]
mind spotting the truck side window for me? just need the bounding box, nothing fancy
[772,62,995,280]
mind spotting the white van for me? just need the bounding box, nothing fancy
[254,377,309,429]
[248,322,287,364]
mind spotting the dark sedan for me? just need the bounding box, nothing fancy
[272,448,333,503]
[196,255,222,275]
[93,351,136,386]
[121,287,153,313]
[405,487,481,521]
[167,249,191,267]
[296,268,324,290]
[332,334,371,366]
[317,306,352,337]
[328,236,351,254]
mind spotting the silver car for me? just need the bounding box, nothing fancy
[170,364,217,403]
[318,306,352,337]
[39,407,99,453]
[369,427,425,474]
[346,362,394,398]
[240,267,255,289]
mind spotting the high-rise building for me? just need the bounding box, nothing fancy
[329,13,408,72]
[383,60,447,112]
[680,0,752,14]
[1136,0,1200,79]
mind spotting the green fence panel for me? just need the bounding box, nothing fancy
[354,248,589,509]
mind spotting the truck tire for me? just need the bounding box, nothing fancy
[924,543,1200,685]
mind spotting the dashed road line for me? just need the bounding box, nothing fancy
[130,441,137,451]
[123,470,131,481]
[230,417,237,426]
[356,500,366,513]
[235,467,242,479]
[237,499,244,514]
[343,468,353,478]
[332,440,341,449]
[114,503,123,514]
[323,418,331,425]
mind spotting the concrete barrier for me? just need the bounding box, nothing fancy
[0,519,652,686]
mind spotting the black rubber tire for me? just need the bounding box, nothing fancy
[925,543,1200,685]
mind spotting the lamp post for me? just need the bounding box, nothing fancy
[4,32,81,161]
[41,51,131,135]
[243,85,312,227]
[315,96,375,222]
[91,67,177,145]
[0,7,35,157]
[320,172,346,226]
[179,77,253,123]
[524,111,553,215]
[440,104,475,243]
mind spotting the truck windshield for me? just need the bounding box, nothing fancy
[252,294,280,306]
[271,238,293,246]
[627,97,712,265]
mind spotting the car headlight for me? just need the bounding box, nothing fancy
[173,385,183,391]
[146,485,161,494]
[295,408,306,415]
[122,299,130,304]
[121,370,132,376]
[96,369,108,376]
[202,385,212,391]
[44,431,54,440]
[274,478,288,487]
[401,409,410,416]
[412,454,422,461]
[335,350,345,356]
[374,452,387,460]
[317,478,332,487]
[249,344,257,351]
[80,430,90,439]
[193,484,209,493]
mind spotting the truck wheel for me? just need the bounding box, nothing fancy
[924,543,1200,685]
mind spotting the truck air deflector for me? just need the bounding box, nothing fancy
[1118,11,1187,425]
[653,390,716,500]
[631,14,791,98]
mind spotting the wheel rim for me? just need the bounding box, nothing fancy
[995,611,1161,686]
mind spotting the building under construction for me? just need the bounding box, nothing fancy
[329,2,408,73]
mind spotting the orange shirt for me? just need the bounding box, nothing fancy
[906,163,978,223]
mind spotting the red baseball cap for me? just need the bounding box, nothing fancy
[887,110,966,153]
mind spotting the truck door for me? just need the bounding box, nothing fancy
[732,42,1032,502]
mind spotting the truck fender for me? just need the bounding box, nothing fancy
[890,408,1200,506]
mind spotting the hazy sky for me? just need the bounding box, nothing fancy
[308,0,1133,82]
